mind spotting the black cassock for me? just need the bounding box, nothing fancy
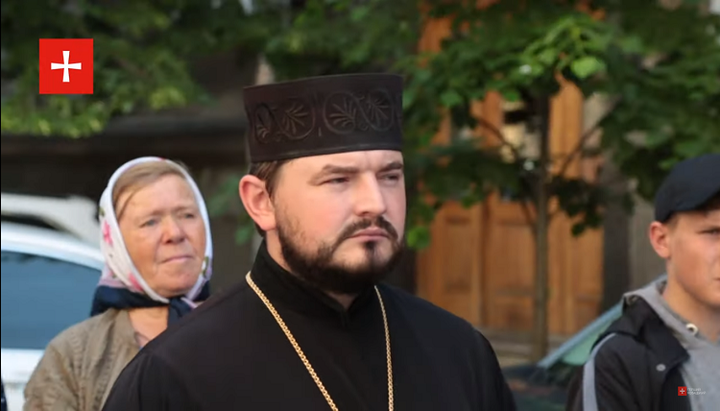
[102,244,516,411]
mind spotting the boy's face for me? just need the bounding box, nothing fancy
[650,208,720,309]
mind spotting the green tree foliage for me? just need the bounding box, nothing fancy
[7,1,716,245]
[261,0,720,248]
[257,0,719,359]
[1,0,274,137]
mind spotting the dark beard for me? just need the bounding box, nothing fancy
[278,216,404,295]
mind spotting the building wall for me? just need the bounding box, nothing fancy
[629,199,666,289]
[584,95,666,305]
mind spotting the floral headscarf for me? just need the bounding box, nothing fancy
[90,157,213,324]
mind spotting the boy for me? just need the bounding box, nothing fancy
[567,153,720,411]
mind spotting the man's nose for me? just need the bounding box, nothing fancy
[354,176,387,217]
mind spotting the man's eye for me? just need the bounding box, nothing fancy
[705,229,720,236]
[382,174,401,181]
[326,178,349,185]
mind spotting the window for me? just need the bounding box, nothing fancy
[0,215,57,232]
[1,251,100,350]
[530,306,622,388]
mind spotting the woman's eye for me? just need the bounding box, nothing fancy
[184,213,196,219]
[141,219,157,227]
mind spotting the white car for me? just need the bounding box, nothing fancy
[1,192,100,245]
[1,222,103,411]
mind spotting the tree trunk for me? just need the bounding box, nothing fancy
[600,155,630,311]
[531,98,551,362]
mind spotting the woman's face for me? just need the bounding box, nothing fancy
[117,174,207,298]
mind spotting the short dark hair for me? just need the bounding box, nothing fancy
[248,160,288,236]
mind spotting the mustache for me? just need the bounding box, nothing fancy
[337,217,399,243]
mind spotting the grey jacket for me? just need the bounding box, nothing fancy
[23,309,139,411]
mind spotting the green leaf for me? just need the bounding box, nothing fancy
[571,222,586,237]
[350,6,370,22]
[440,90,464,108]
[617,35,645,54]
[537,49,557,66]
[402,88,416,109]
[406,225,431,250]
[149,86,187,109]
[414,68,432,84]
[501,89,521,102]
[645,131,672,148]
[674,139,707,157]
[570,56,606,79]
[235,224,255,245]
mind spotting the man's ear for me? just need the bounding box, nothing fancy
[239,175,276,232]
[649,221,671,259]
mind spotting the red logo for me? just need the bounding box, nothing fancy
[39,39,93,94]
[678,386,687,396]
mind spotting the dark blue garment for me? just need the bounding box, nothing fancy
[1,379,7,411]
[90,282,210,325]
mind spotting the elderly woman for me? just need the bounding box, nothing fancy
[23,157,213,411]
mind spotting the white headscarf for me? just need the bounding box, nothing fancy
[95,157,213,308]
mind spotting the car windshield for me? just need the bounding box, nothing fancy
[521,305,623,389]
[1,251,100,350]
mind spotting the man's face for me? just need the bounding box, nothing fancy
[652,208,720,309]
[270,150,406,294]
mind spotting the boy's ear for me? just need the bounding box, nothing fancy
[648,221,671,260]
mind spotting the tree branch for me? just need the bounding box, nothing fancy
[557,100,620,177]
[114,57,151,80]
[557,121,601,177]
[474,115,541,202]
[520,199,538,237]
[475,116,523,161]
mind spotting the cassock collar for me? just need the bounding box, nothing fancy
[250,242,377,326]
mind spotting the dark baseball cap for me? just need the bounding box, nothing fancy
[654,153,720,223]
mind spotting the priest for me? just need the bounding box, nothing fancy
[102,73,516,411]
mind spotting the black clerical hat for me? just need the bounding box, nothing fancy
[654,153,720,222]
[243,73,404,163]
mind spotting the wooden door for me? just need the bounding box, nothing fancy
[414,4,604,337]
[415,82,604,337]
[416,202,484,326]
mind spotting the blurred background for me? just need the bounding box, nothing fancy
[2,0,719,410]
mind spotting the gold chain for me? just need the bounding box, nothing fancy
[246,272,393,411]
